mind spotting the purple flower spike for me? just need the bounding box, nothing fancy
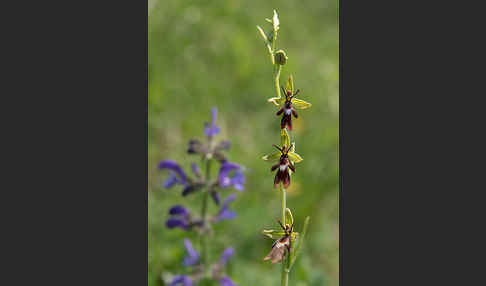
[220,276,237,286]
[159,160,188,186]
[217,194,237,221]
[169,275,193,286]
[218,162,245,191]
[220,247,234,266]
[183,239,200,266]
[204,107,220,137]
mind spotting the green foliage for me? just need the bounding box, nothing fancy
[149,0,338,285]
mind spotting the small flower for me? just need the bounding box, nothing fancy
[219,247,234,266]
[166,205,190,230]
[216,194,237,222]
[220,276,237,286]
[218,162,245,191]
[261,129,303,188]
[183,239,199,267]
[264,220,293,264]
[204,107,220,138]
[169,275,193,286]
[268,76,312,125]
[159,160,188,188]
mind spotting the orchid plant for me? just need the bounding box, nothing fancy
[159,107,244,286]
[258,10,311,286]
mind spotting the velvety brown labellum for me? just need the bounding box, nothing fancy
[264,236,290,264]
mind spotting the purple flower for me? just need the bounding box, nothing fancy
[169,275,193,286]
[166,205,190,230]
[218,162,245,191]
[183,239,199,266]
[216,194,237,221]
[220,276,237,286]
[204,107,220,137]
[159,160,188,188]
[219,247,234,266]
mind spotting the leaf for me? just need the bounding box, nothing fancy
[288,151,303,163]
[262,152,281,161]
[267,96,284,107]
[281,128,290,149]
[292,98,312,109]
[286,75,294,94]
[289,216,310,270]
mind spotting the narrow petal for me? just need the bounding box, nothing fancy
[158,160,187,184]
[291,98,312,109]
[166,218,187,229]
[222,193,237,208]
[211,107,218,124]
[169,275,193,286]
[231,171,245,191]
[169,205,189,217]
[183,239,199,266]
[262,152,281,161]
[217,209,236,221]
[220,247,235,266]
[163,172,178,188]
[220,276,237,286]
[287,152,303,163]
[218,162,241,187]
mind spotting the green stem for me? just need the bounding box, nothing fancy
[200,158,212,274]
[280,183,289,286]
[274,64,282,99]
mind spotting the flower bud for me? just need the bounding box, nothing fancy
[274,50,288,65]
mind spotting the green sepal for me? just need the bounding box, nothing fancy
[268,96,284,106]
[262,229,298,240]
[286,75,294,94]
[291,98,312,109]
[281,128,290,149]
[272,9,280,32]
[290,142,295,153]
[288,151,303,163]
[262,152,280,161]
[285,208,294,226]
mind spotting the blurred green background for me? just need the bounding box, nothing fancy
[149,0,338,285]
